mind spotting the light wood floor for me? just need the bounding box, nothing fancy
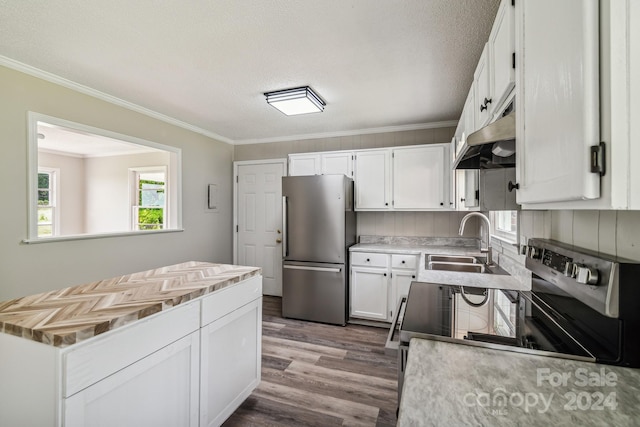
[223,296,398,426]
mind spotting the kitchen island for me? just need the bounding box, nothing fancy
[0,261,262,427]
[398,338,640,426]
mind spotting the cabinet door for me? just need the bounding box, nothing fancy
[489,0,515,115]
[65,332,200,427]
[200,298,261,427]
[516,0,600,203]
[473,44,492,128]
[392,145,448,209]
[350,267,389,321]
[480,168,517,211]
[321,151,353,177]
[463,87,476,136]
[289,154,320,176]
[464,170,479,208]
[391,270,416,320]
[354,150,391,209]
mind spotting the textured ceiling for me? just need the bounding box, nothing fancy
[0,0,500,144]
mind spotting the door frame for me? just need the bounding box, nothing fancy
[232,159,288,265]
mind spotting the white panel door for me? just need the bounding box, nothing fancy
[392,145,447,209]
[321,151,353,177]
[237,162,285,296]
[354,150,391,210]
[65,332,200,427]
[516,0,600,203]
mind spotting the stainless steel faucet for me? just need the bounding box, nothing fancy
[459,212,492,264]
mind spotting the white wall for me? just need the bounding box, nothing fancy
[84,151,170,233]
[0,65,234,301]
[38,151,86,235]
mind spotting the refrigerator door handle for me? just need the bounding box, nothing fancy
[282,196,288,258]
[283,265,342,273]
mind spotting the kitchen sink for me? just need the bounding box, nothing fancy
[427,261,486,273]
[427,255,478,264]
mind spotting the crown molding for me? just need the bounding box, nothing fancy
[0,55,234,145]
[233,120,459,145]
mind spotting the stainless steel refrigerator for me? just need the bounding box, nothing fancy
[282,175,356,325]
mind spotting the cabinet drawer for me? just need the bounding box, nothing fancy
[64,300,200,398]
[201,275,262,326]
[350,252,389,268]
[391,254,418,270]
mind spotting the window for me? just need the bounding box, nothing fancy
[27,112,182,242]
[37,168,59,237]
[490,210,518,243]
[131,168,167,230]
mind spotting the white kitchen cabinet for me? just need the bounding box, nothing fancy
[289,151,353,177]
[200,298,261,427]
[392,145,450,210]
[515,0,601,205]
[0,275,263,427]
[354,149,391,210]
[463,170,480,209]
[350,267,390,321]
[321,151,354,177]
[479,168,518,211]
[473,44,492,128]
[350,252,418,323]
[516,0,640,210]
[488,0,516,117]
[65,332,200,427]
[288,153,320,176]
[390,254,418,320]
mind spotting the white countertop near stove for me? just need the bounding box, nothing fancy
[398,338,640,426]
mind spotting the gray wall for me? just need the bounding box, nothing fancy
[0,65,234,300]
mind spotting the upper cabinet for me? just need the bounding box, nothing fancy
[488,0,516,116]
[515,0,601,205]
[392,145,449,210]
[289,151,353,177]
[513,0,639,209]
[354,144,451,211]
[354,149,391,209]
[473,44,492,129]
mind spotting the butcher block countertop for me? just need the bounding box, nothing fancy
[0,261,261,348]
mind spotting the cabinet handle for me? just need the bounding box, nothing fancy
[401,260,405,264]
[480,104,488,112]
[483,97,492,106]
[461,198,465,202]
[412,275,416,279]
[385,202,389,206]
[440,202,444,206]
[508,181,520,192]
[366,258,370,262]
[384,273,387,277]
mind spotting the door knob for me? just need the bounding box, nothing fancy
[508,181,519,192]
[277,229,281,234]
[276,238,282,244]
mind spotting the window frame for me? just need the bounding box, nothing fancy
[37,167,60,237]
[26,112,183,243]
[489,210,519,244]
[130,166,168,231]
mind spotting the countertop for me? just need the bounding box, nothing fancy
[0,261,261,347]
[350,241,528,292]
[398,338,640,426]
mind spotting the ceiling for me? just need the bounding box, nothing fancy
[0,0,499,145]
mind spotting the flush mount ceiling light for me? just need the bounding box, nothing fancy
[264,86,326,116]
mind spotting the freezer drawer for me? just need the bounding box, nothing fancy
[282,261,347,326]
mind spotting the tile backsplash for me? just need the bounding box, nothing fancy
[520,210,640,261]
[357,211,480,239]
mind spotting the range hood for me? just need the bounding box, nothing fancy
[453,111,516,170]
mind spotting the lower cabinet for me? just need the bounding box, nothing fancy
[200,298,262,427]
[350,252,418,322]
[0,275,263,427]
[65,332,201,427]
[351,267,390,321]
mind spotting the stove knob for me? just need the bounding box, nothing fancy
[564,262,575,277]
[528,246,542,259]
[576,266,599,285]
